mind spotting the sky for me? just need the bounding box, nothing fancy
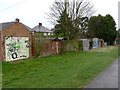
[0,0,119,29]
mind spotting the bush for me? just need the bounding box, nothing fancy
[61,40,79,53]
[78,41,83,51]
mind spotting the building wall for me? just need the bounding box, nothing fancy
[1,22,32,61]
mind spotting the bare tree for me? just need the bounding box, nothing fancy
[47,0,95,25]
[46,0,95,39]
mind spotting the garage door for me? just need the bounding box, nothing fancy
[5,37,29,61]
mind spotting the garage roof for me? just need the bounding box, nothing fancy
[0,22,15,31]
[0,20,32,32]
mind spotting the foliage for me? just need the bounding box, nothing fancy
[78,41,83,51]
[2,47,118,88]
[61,40,79,52]
[78,17,89,38]
[34,33,52,38]
[34,33,43,38]
[54,2,77,40]
[87,16,98,38]
[48,0,94,40]
[88,14,117,45]
[117,29,120,37]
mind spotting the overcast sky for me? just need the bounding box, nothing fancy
[0,0,119,29]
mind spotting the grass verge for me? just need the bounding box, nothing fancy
[2,46,118,88]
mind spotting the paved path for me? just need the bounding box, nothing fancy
[84,57,118,88]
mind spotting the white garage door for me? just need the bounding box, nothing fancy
[5,37,29,61]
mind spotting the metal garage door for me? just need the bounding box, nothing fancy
[5,37,29,61]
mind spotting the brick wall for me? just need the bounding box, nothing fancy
[1,22,32,61]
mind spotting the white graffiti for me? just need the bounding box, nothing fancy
[5,37,29,61]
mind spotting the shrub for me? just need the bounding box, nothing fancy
[78,41,83,51]
[61,40,79,53]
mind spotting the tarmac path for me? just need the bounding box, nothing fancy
[84,57,119,88]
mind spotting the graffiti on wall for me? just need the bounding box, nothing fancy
[93,39,98,48]
[5,37,29,61]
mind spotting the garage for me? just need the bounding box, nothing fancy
[0,19,32,61]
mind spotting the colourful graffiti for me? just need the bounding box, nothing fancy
[5,37,29,61]
[93,38,98,48]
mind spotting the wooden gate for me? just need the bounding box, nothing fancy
[52,41,61,54]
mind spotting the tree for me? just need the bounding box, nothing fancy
[47,0,94,40]
[88,14,117,45]
[88,15,99,38]
[103,14,117,45]
[117,29,120,37]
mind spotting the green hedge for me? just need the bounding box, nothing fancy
[78,41,83,51]
[61,40,82,53]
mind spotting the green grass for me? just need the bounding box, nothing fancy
[89,46,115,52]
[2,46,118,88]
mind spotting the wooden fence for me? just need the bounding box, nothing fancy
[33,39,61,57]
[32,38,105,57]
